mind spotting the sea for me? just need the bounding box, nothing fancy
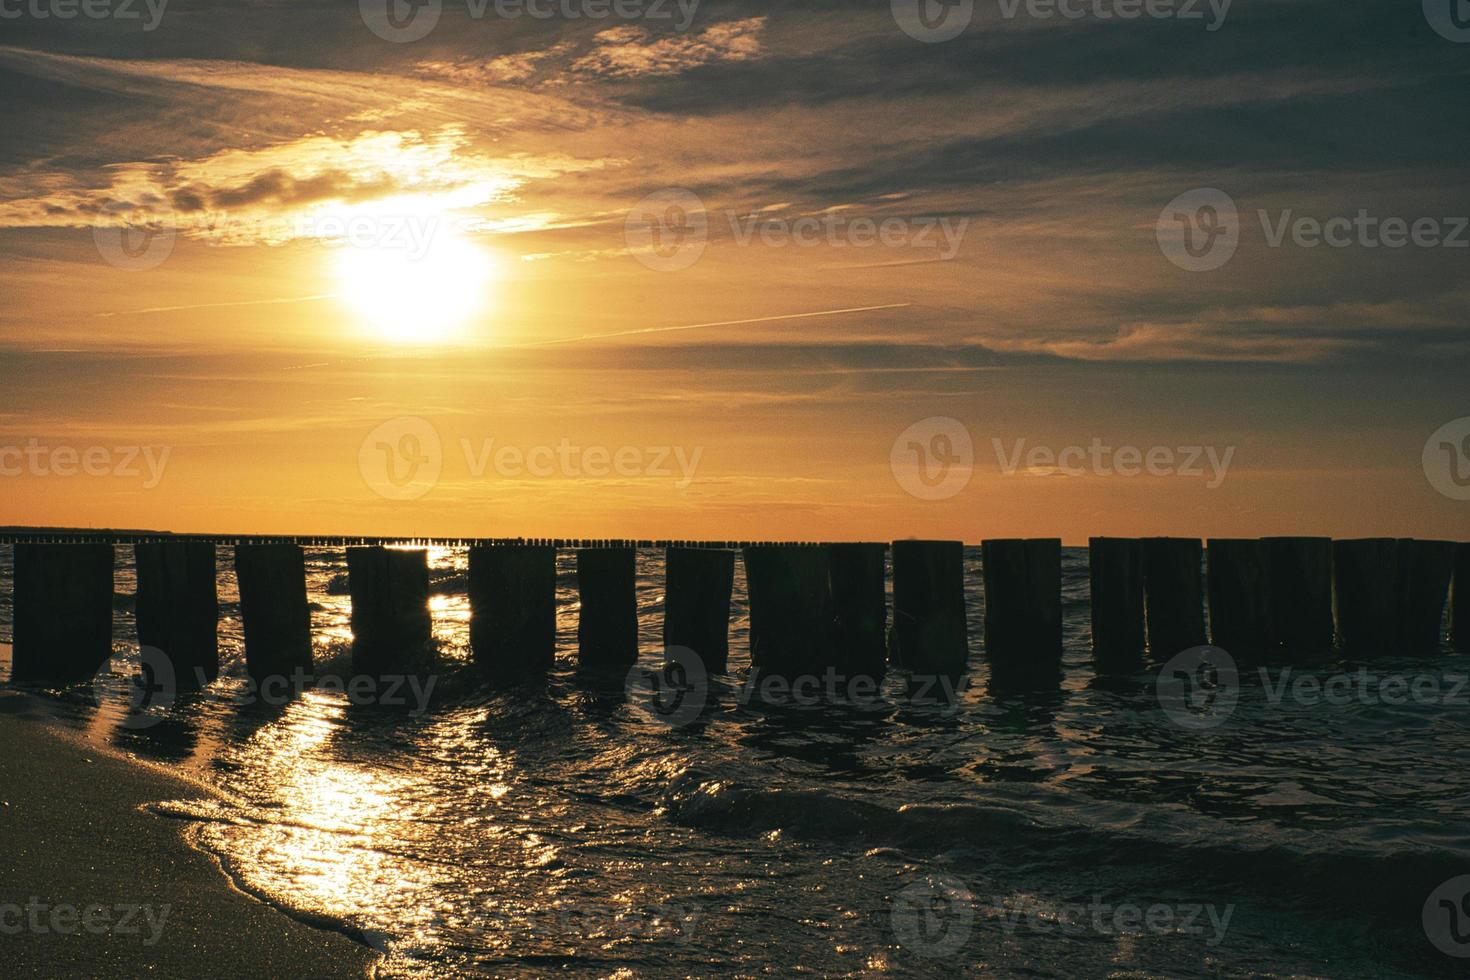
[1,545,1466,978]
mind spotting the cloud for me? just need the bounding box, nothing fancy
[570,17,766,78]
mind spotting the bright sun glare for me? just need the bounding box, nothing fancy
[333,227,496,344]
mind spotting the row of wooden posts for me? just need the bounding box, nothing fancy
[4,537,1467,691]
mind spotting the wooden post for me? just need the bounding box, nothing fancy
[346,547,433,677]
[890,540,968,677]
[828,543,888,681]
[1207,539,1274,654]
[1089,537,1144,672]
[576,548,639,670]
[1333,538,1400,657]
[742,545,834,679]
[1454,543,1470,654]
[233,544,314,682]
[663,547,734,674]
[1263,537,1334,655]
[11,544,113,685]
[982,539,1061,687]
[135,541,219,689]
[1142,537,1206,658]
[1396,539,1456,654]
[468,545,557,679]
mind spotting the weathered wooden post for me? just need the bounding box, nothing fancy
[11,543,114,685]
[742,545,834,679]
[890,540,968,677]
[468,545,557,679]
[1332,538,1400,656]
[828,543,888,682]
[1142,537,1206,658]
[1206,539,1274,655]
[1263,536,1334,655]
[1089,537,1144,671]
[576,547,639,670]
[347,547,432,677]
[1454,543,1470,654]
[135,541,219,689]
[1396,539,1456,654]
[663,547,734,674]
[982,538,1061,687]
[234,544,314,681]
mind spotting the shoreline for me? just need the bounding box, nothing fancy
[0,690,379,978]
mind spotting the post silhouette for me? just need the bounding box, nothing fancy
[347,547,433,677]
[11,543,114,685]
[1207,539,1274,655]
[891,540,968,677]
[1396,539,1456,654]
[742,545,834,679]
[468,545,557,679]
[135,541,219,689]
[576,548,639,670]
[1142,537,1206,657]
[828,543,889,682]
[663,547,734,674]
[1453,543,1469,653]
[1333,538,1400,656]
[234,544,314,681]
[1264,537,1334,655]
[982,538,1062,687]
[1089,537,1145,671]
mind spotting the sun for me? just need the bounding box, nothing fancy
[333,227,497,344]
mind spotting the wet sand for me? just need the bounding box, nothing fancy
[0,692,377,978]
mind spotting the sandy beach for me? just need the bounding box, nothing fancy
[0,692,377,979]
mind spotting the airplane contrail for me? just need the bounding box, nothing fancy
[524,303,912,347]
[95,294,337,318]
